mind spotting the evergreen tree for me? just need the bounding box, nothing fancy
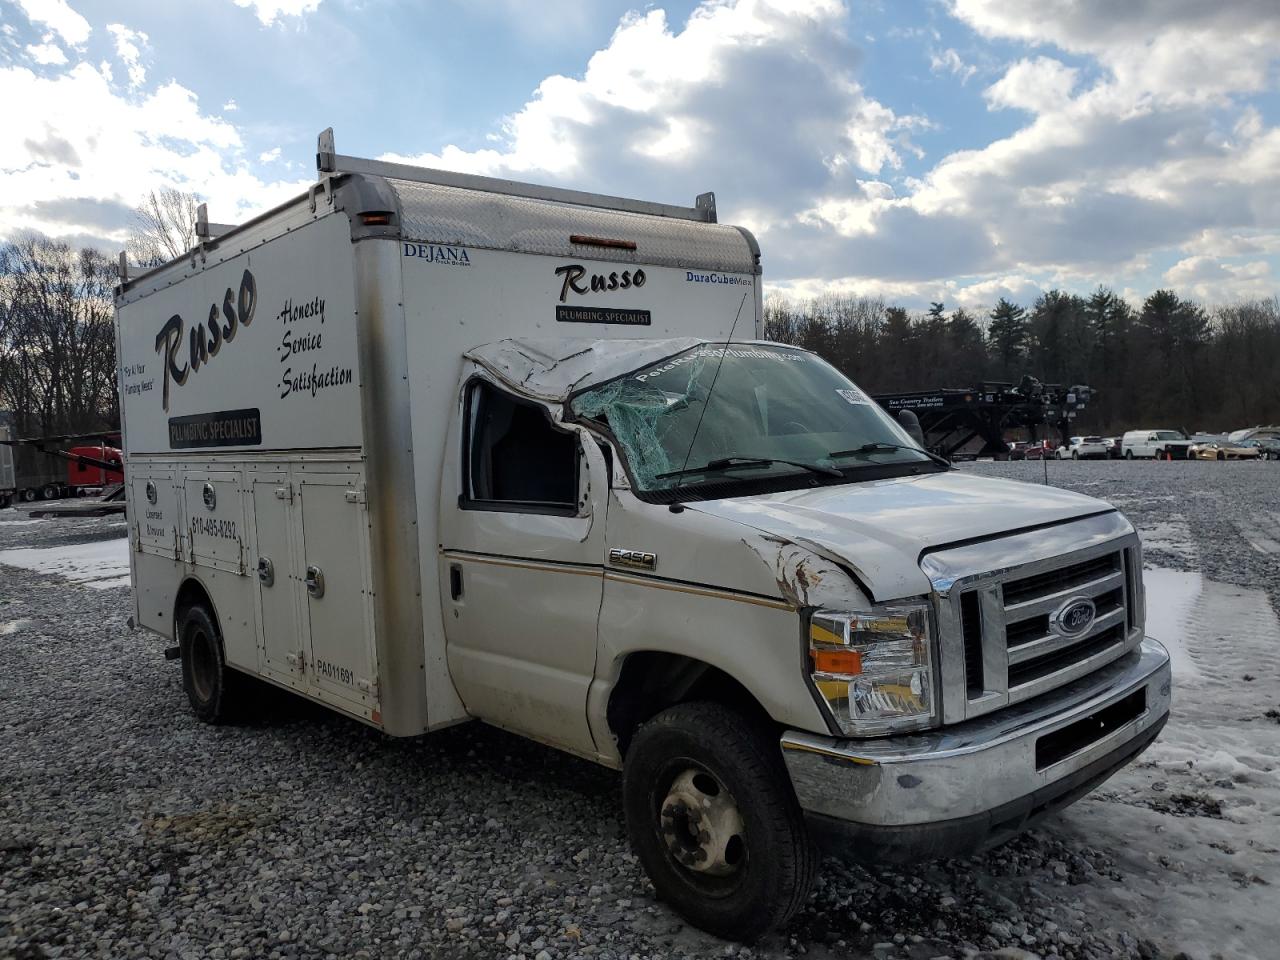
[987,298,1029,380]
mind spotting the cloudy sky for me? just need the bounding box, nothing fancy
[2,0,1278,308]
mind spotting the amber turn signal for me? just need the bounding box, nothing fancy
[811,649,862,675]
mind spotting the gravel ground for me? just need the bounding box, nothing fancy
[2,462,1278,960]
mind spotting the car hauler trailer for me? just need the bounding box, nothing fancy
[115,130,1171,940]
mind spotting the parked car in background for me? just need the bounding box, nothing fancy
[1227,425,1280,444]
[1103,437,1123,459]
[1023,441,1051,460]
[1240,437,1280,460]
[1121,429,1193,460]
[1190,440,1262,461]
[1056,436,1108,460]
[1007,441,1028,460]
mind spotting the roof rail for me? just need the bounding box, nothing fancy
[314,127,717,223]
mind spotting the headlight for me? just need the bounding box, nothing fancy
[807,602,936,736]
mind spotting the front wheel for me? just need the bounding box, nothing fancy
[622,702,815,941]
[1071,450,1079,460]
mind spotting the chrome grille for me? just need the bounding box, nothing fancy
[922,513,1146,725]
[1000,550,1128,697]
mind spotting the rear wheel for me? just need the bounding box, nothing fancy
[21,487,37,502]
[178,604,252,723]
[42,484,59,500]
[622,701,815,941]
[1071,450,1079,460]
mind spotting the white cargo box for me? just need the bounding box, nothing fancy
[115,131,762,735]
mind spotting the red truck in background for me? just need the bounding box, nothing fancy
[66,444,124,489]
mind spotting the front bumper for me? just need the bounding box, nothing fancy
[780,638,1171,862]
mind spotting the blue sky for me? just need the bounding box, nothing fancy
[2,0,1278,310]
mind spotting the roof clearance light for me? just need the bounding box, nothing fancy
[359,211,394,226]
[570,234,637,251]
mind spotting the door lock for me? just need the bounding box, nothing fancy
[305,564,325,599]
[257,556,275,586]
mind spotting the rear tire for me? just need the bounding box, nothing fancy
[178,604,251,724]
[21,487,37,502]
[1071,451,1079,460]
[622,701,815,941]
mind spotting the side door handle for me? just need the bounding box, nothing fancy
[449,563,463,601]
[305,564,325,599]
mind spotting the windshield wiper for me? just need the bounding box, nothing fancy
[829,442,952,470]
[656,455,844,481]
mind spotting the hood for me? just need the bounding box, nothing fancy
[688,470,1113,602]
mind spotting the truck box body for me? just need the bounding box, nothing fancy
[116,170,761,736]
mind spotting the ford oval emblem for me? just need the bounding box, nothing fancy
[1051,596,1097,638]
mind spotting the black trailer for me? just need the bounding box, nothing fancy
[0,427,123,510]
[872,377,1092,460]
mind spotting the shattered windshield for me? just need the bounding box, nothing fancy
[569,343,933,492]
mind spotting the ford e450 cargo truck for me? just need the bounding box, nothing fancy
[114,129,1171,939]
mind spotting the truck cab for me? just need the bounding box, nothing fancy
[114,131,1171,941]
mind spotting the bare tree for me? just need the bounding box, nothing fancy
[127,187,201,268]
[0,234,118,436]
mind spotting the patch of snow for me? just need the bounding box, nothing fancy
[0,538,131,589]
[0,518,48,526]
[1142,567,1203,678]
[1,619,32,635]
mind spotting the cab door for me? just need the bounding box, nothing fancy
[439,378,607,756]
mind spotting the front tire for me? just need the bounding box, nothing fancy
[1071,450,1079,460]
[622,702,815,941]
[178,604,251,723]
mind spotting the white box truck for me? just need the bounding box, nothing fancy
[115,130,1170,939]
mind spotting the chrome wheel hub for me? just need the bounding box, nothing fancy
[659,768,745,877]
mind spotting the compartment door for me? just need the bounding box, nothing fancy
[132,470,182,560]
[184,472,245,573]
[251,477,304,683]
[297,474,378,714]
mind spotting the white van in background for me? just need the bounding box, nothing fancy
[1121,429,1193,460]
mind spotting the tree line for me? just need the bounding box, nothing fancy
[0,190,195,439]
[766,289,1280,435]
[0,235,118,438]
[3,217,1279,441]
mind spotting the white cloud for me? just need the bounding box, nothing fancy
[232,0,322,26]
[1164,256,1274,303]
[25,42,68,65]
[984,57,1077,114]
[381,0,923,226]
[258,146,282,163]
[949,0,1280,104]
[929,48,976,84]
[106,24,148,89]
[15,0,91,46]
[0,61,308,250]
[222,99,239,112]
